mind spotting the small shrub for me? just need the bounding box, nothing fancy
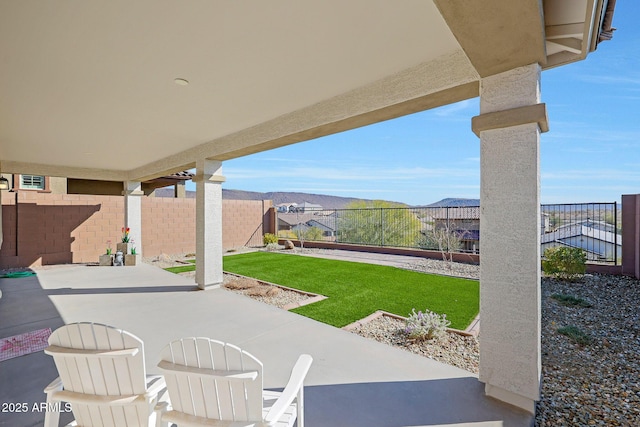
[265,243,282,251]
[542,246,587,281]
[225,278,256,290]
[551,293,593,308]
[557,325,592,346]
[263,233,278,245]
[277,230,297,239]
[404,308,451,341]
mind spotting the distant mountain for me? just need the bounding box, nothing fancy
[153,188,406,209]
[423,198,480,208]
[223,190,375,209]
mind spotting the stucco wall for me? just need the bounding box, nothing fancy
[142,197,196,256]
[222,199,272,250]
[0,192,272,268]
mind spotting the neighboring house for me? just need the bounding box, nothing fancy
[295,202,323,212]
[276,203,298,213]
[0,173,67,194]
[427,208,551,254]
[277,211,336,240]
[276,201,323,213]
[428,207,481,253]
[0,172,193,197]
[306,218,336,238]
[541,220,621,262]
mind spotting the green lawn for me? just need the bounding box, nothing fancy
[164,259,196,274]
[217,252,478,330]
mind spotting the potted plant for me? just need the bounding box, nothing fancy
[124,243,137,266]
[99,240,113,266]
[116,227,132,254]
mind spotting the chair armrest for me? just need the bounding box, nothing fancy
[44,377,63,394]
[43,377,63,427]
[45,345,139,358]
[263,354,313,425]
[158,360,259,382]
[154,401,171,427]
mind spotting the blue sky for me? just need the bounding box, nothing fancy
[198,2,639,206]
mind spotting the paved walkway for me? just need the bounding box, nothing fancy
[292,247,432,269]
[0,262,529,427]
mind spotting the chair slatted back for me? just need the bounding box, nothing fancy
[47,322,148,426]
[159,337,264,422]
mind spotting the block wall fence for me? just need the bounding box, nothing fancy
[0,192,273,268]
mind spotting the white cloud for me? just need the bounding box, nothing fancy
[578,74,640,87]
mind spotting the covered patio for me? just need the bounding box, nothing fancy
[0,0,617,421]
[1,263,531,426]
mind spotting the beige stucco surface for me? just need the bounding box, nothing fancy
[478,65,543,412]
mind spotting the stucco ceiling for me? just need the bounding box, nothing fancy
[0,0,609,182]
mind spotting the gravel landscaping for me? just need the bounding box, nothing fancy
[536,274,640,426]
[147,250,640,425]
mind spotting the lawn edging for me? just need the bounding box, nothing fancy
[342,310,479,337]
[223,271,327,310]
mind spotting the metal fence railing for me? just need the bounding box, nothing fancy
[541,202,620,264]
[275,202,620,264]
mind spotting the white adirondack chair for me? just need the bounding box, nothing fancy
[155,338,313,427]
[43,322,167,427]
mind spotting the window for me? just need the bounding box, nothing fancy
[20,175,46,190]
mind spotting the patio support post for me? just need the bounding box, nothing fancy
[472,63,548,413]
[194,159,225,290]
[123,181,143,257]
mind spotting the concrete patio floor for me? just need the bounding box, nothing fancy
[0,262,532,427]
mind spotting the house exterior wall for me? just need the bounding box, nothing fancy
[0,192,272,268]
[541,236,621,262]
[67,178,124,196]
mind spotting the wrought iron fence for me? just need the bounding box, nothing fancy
[275,202,619,264]
[541,202,619,264]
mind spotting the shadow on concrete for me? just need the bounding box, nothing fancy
[275,378,529,427]
[44,285,199,295]
[0,274,74,427]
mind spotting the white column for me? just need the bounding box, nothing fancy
[472,64,548,413]
[194,159,225,290]
[124,181,143,257]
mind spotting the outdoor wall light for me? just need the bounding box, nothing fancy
[0,176,9,190]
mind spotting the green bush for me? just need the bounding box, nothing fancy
[296,226,324,242]
[263,233,278,245]
[557,325,592,346]
[542,246,587,281]
[277,230,297,239]
[551,293,592,308]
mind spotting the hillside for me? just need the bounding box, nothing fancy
[423,198,480,208]
[223,190,374,209]
[154,188,479,208]
[154,188,406,209]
